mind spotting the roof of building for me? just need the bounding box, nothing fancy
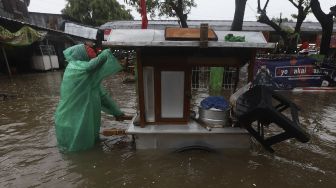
[103,29,274,49]
[64,22,98,40]
[28,12,99,40]
[100,20,336,32]
[28,12,63,16]
[0,15,94,42]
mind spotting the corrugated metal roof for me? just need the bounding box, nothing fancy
[103,29,274,49]
[100,20,336,32]
[64,22,98,40]
[28,13,63,30]
[0,15,94,41]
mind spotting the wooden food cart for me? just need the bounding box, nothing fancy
[103,28,274,150]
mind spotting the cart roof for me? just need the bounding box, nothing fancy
[103,29,274,49]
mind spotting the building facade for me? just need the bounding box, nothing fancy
[29,12,64,30]
[0,0,29,21]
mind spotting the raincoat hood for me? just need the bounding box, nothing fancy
[63,44,90,62]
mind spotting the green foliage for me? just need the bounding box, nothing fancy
[125,0,196,20]
[62,0,133,26]
[271,17,294,23]
[291,14,298,19]
[158,0,196,18]
[258,0,312,53]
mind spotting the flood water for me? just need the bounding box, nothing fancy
[0,71,335,188]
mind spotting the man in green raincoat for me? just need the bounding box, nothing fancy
[55,44,128,152]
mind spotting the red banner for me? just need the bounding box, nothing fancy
[140,0,148,29]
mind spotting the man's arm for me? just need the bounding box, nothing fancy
[100,86,123,117]
[85,49,112,72]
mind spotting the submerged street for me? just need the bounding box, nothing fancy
[0,71,335,187]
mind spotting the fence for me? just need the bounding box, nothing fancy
[191,66,238,90]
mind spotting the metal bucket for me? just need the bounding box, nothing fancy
[198,107,230,127]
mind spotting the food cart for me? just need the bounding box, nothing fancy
[103,27,275,150]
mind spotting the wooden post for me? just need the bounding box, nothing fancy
[200,23,208,48]
[136,50,146,128]
[1,46,12,78]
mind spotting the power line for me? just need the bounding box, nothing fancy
[246,1,258,15]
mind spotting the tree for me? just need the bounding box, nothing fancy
[25,0,30,6]
[231,0,247,31]
[257,0,311,53]
[289,0,311,33]
[126,0,196,28]
[62,0,133,26]
[310,0,336,55]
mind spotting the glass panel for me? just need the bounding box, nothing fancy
[161,71,185,118]
[143,67,155,122]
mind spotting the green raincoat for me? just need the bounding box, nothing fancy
[55,44,123,152]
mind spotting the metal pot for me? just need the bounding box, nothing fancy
[198,106,230,127]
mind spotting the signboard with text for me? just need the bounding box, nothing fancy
[254,57,336,89]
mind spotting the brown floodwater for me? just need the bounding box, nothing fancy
[0,71,335,188]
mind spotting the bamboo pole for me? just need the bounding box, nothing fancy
[1,46,12,78]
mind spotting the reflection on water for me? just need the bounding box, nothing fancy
[0,72,336,187]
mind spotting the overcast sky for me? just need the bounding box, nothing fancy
[28,0,335,22]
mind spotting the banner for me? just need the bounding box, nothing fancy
[140,0,148,29]
[254,57,336,89]
[0,26,46,46]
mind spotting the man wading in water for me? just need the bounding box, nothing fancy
[55,44,131,152]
